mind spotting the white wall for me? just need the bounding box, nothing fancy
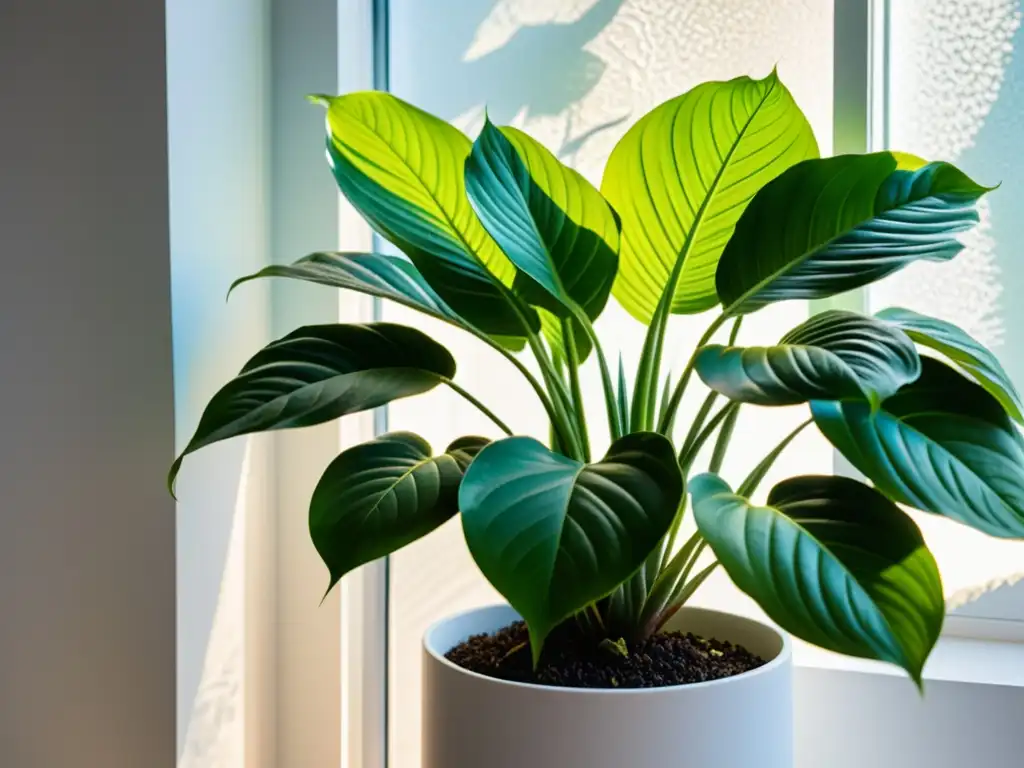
[166,0,275,765]
[0,0,176,766]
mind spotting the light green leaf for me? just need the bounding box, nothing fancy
[311,432,489,591]
[169,323,455,490]
[465,120,619,357]
[812,357,1024,538]
[876,306,1024,424]
[229,251,526,352]
[320,92,537,336]
[692,473,944,684]
[717,154,991,315]
[460,432,683,662]
[695,310,921,407]
[601,71,818,322]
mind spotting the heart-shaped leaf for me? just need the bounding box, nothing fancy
[169,323,456,490]
[716,154,991,315]
[465,119,620,357]
[311,432,489,591]
[316,92,537,337]
[691,473,944,684]
[876,306,1024,424]
[460,432,683,661]
[812,357,1024,538]
[229,251,526,352]
[601,71,818,322]
[695,310,921,407]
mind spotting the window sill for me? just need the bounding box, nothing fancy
[794,630,1024,688]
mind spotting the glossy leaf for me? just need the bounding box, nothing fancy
[169,323,455,489]
[812,357,1024,538]
[465,120,619,357]
[695,310,921,407]
[602,71,818,322]
[692,473,944,683]
[317,92,537,336]
[717,153,991,315]
[460,432,683,662]
[877,306,1024,424]
[229,251,526,352]
[311,432,489,591]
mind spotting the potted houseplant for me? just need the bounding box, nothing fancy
[170,71,1024,768]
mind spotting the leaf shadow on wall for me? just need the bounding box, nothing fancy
[394,0,629,161]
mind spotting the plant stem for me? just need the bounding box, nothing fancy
[678,401,740,470]
[441,379,514,436]
[578,314,624,441]
[562,319,591,462]
[708,403,741,474]
[738,417,813,497]
[657,312,730,434]
[678,390,719,458]
[522,328,584,460]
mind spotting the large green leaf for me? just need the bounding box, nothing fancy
[695,310,920,407]
[169,323,455,489]
[317,92,537,337]
[229,251,525,352]
[601,71,818,322]
[716,154,991,315]
[876,306,1024,424]
[464,119,619,357]
[812,357,1024,538]
[691,473,943,684]
[460,432,682,661]
[311,432,489,591]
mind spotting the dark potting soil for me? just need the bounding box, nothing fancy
[445,620,766,689]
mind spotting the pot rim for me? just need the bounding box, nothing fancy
[423,603,791,695]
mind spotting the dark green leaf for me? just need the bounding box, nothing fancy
[876,306,1023,424]
[311,432,489,591]
[695,310,921,407]
[602,71,819,321]
[692,473,944,684]
[460,432,683,662]
[717,153,991,315]
[318,92,537,336]
[169,323,455,489]
[812,357,1024,538]
[229,251,527,352]
[465,119,619,357]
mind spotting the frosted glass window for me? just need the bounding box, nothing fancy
[384,1,834,765]
[875,0,1024,615]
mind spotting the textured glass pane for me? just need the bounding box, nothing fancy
[879,0,1024,614]
[385,2,833,764]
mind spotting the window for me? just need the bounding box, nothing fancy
[328,1,1024,766]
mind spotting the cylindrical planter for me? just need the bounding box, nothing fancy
[423,604,792,768]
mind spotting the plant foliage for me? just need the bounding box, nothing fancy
[172,73,1022,685]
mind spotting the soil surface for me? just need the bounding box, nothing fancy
[445,619,765,689]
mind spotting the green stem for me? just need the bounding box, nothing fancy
[708,404,741,474]
[562,319,591,462]
[678,390,719,458]
[474,329,565,443]
[678,401,740,470]
[630,292,673,432]
[442,379,514,436]
[528,332,584,460]
[738,417,813,497]
[578,314,623,441]
[657,313,730,434]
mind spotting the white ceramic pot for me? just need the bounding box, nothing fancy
[423,604,792,768]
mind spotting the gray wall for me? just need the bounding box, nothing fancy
[0,0,176,766]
